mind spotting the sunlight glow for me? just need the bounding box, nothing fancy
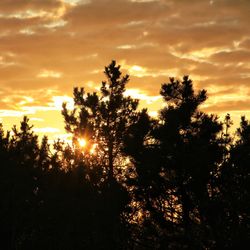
[129,65,147,76]
[63,0,90,5]
[0,109,30,117]
[33,127,61,133]
[50,96,74,110]
[90,143,98,154]
[77,138,97,154]
[169,46,231,62]
[148,111,158,117]
[125,88,161,104]
[123,63,179,78]
[19,29,35,35]
[78,138,87,148]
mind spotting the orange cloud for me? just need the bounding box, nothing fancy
[0,0,250,139]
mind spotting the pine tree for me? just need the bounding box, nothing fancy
[125,76,226,249]
[62,60,139,182]
[61,60,140,248]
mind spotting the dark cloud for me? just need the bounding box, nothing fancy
[64,0,168,28]
[210,50,250,63]
[0,0,63,13]
[204,100,250,113]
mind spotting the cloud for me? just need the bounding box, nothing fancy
[125,88,161,103]
[0,0,250,137]
[210,49,250,64]
[37,69,62,78]
[33,127,61,133]
[30,117,44,122]
[0,109,30,117]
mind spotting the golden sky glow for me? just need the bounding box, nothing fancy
[1,0,250,139]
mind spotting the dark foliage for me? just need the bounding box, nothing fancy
[0,61,249,249]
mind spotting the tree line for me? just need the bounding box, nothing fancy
[0,61,249,249]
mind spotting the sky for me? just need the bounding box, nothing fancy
[0,0,250,141]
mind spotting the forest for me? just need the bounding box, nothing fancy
[0,61,249,249]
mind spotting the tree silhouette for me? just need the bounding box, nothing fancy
[124,76,226,249]
[0,117,43,249]
[0,62,250,250]
[61,60,140,249]
[218,116,250,249]
[62,60,139,182]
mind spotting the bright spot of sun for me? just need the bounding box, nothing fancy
[78,138,87,148]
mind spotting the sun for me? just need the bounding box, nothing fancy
[77,138,98,154]
[78,138,87,148]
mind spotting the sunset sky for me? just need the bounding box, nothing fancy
[0,0,250,141]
